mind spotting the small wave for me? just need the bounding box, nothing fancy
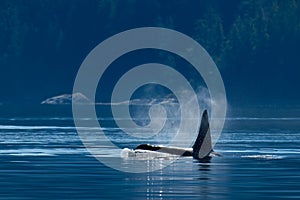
[0,125,120,131]
[9,160,30,163]
[226,117,300,121]
[241,154,285,160]
[0,117,119,121]
[0,125,75,130]
[0,148,87,157]
[8,153,56,157]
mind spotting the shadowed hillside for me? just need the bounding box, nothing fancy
[0,0,299,106]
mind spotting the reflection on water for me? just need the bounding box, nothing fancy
[0,116,300,199]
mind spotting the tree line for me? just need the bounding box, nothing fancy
[0,0,299,104]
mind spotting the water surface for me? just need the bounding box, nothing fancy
[0,106,299,199]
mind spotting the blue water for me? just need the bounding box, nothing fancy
[0,106,300,199]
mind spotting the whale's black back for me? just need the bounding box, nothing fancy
[135,110,212,159]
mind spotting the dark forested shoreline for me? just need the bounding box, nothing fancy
[0,0,299,106]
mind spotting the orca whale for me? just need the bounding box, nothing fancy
[133,110,217,160]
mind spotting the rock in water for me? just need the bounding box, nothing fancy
[41,93,90,105]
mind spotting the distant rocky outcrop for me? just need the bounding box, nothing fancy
[96,97,178,106]
[41,93,90,105]
[42,93,179,106]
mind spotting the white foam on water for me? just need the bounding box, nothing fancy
[120,148,178,160]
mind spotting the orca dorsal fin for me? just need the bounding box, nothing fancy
[192,110,212,159]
